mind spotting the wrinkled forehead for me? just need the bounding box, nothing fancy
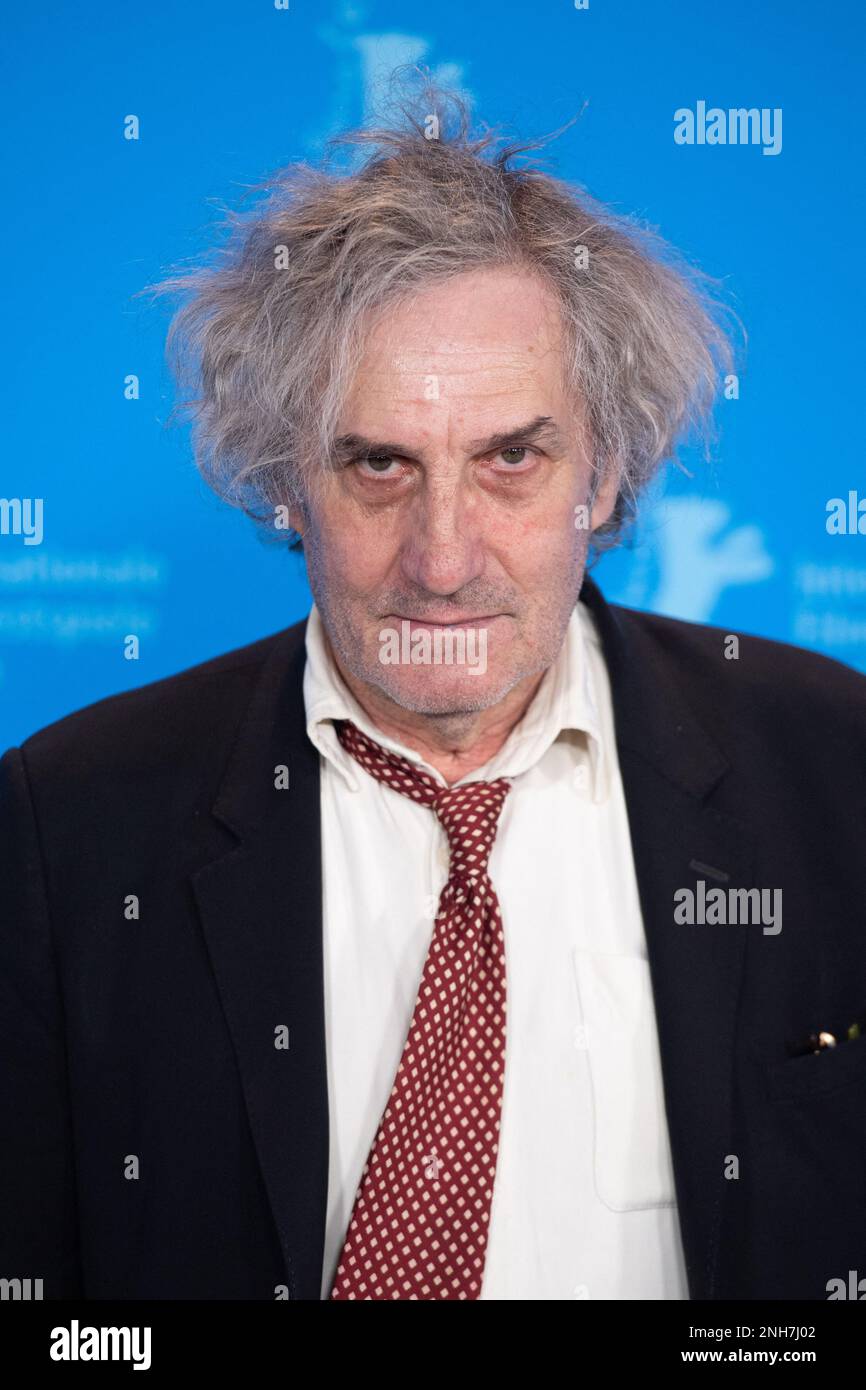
[340,269,571,418]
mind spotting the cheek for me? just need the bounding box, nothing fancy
[316,524,393,597]
[489,496,583,576]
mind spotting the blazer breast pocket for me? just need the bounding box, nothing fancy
[765,1031,866,1104]
[572,948,678,1212]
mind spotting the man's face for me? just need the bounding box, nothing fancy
[294,266,617,716]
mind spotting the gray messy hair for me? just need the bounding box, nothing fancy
[148,69,736,553]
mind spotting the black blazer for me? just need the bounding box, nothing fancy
[2,573,866,1301]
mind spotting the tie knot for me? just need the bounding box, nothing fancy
[432,779,510,878]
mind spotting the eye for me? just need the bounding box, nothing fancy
[356,453,401,477]
[492,445,537,470]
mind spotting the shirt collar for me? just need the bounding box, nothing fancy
[303,600,609,801]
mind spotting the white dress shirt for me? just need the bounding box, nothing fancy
[304,596,689,1300]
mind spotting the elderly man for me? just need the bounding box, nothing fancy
[2,91,865,1303]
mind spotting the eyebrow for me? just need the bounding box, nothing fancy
[332,415,565,463]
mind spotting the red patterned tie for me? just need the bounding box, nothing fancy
[329,718,512,1300]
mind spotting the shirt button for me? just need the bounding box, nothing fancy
[572,764,589,794]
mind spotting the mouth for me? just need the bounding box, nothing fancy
[388,614,503,630]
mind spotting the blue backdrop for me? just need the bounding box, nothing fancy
[2,0,864,748]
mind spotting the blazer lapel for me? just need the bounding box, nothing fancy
[581,574,754,1298]
[191,625,329,1300]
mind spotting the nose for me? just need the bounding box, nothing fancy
[398,473,485,596]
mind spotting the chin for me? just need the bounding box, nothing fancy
[370,665,524,717]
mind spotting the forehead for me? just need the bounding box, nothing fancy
[341,267,568,418]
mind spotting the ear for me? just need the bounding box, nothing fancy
[288,505,306,536]
[589,465,619,530]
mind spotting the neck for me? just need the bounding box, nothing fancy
[331,657,546,784]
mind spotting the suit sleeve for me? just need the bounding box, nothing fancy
[0,746,83,1297]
